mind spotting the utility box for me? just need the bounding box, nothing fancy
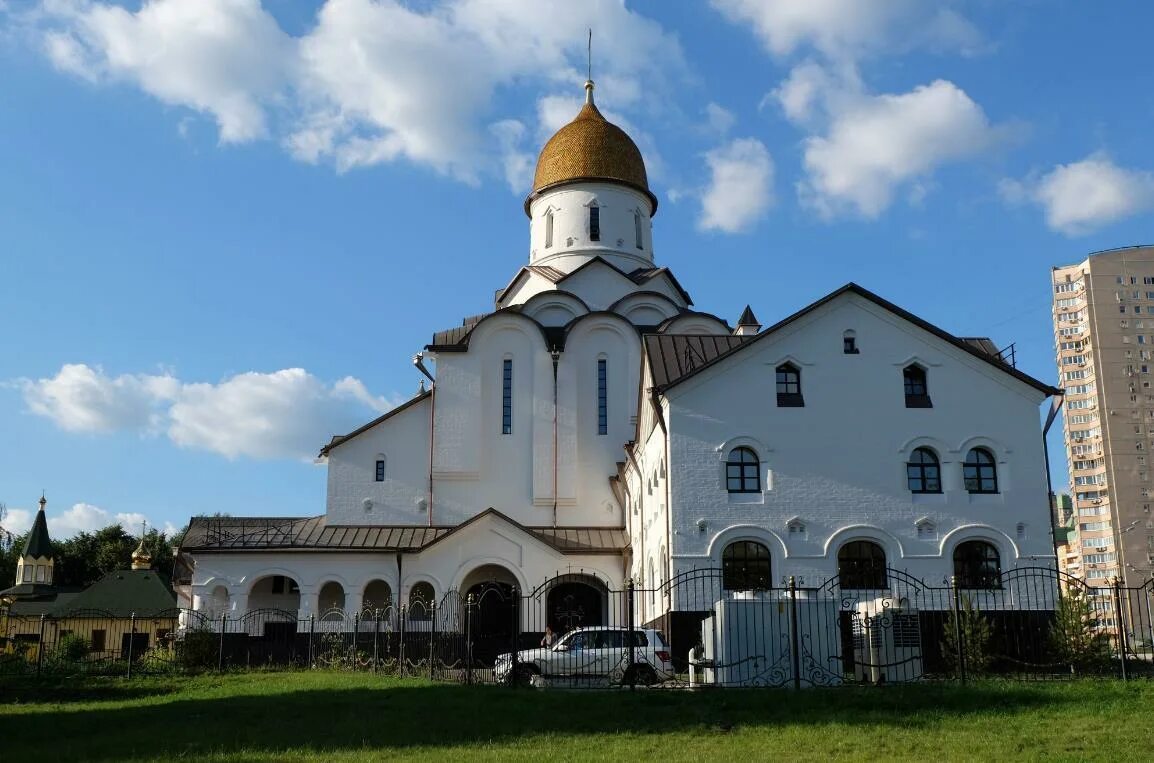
[695,593,842,687]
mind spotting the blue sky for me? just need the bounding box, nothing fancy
[1,0,1151,539]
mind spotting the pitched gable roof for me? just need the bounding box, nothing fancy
[646,283,1061,396]
[494,256,693,307]
[57,569,175,617]
[643,334,753,389]
[319,389,431,456]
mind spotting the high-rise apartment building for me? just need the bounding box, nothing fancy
[1052,245,1154,589]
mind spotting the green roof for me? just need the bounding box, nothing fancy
[22,507,52,559]
[56,569,175,617]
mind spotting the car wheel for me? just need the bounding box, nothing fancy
[623,665,659,687]
[511,664,538,686]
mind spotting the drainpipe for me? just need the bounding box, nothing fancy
[1042,391,1065,563]
[551,347,560,528]
[414,353,436,526]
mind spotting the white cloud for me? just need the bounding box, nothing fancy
[999,153,1154,236]
[29,0,686,185]
[40,0,293,143]
[19,363,178,433]
[704,102,735,135]
[710,0,981,63]
[19,364,393,461]
[698,138,774,234]
[797,78,1000,219]
[1,501,176,540]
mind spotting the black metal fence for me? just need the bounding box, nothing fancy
[3,566,1152,687]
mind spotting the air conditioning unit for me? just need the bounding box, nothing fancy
[1096,546,1109,552]
[853,610,923,685]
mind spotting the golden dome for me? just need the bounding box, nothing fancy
[525,82,657,215]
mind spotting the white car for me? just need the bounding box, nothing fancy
[494,626,673,686]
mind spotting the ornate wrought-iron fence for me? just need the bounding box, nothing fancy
[3,568,1152,685]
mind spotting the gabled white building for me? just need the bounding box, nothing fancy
[176,81,1059,642]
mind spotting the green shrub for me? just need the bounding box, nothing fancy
[176,629,219,670]
[54,633,90,662]
[1048,587,1114,673]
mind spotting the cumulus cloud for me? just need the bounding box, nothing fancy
[710,0,982,63]
[999,153,1154,236]
[797,78,1000,219]
[2,501,180,539]
[698,138,774,234]
[18,364,394,461]
[703,102,735,135]
[26,0,686,186]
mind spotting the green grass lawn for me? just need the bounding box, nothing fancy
[1,672,1150,761]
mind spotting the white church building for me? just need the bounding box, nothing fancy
[176,81,1061,650]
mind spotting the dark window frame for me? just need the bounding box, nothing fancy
[722,541,771,591]
[375,459,385,482]
[597,358,608,435]
[544,210,554,248]
[502,358,513,435]
[775,364,804,407]
[725,446,761,493]
[589,206,600,241]
[837,541,888,590]
[963,447,998,493]
[906,447,942,493]
[953,540,1002,589]
[843,336,859,354]
[903,365,932,408]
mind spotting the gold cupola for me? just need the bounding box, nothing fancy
[524,80,656,216]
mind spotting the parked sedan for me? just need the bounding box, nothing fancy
[494,626,672,686]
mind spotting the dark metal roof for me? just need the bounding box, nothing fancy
[319,390,432,456]
[57,569,176,618]
[737,305,759,326]
[958,337,1002,359]
[627,266,693,306]
[23,506,52,559]
[179,510,627,556]
[643,334,752,389]
[647,283,1062,397]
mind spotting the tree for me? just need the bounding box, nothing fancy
[1048,586,1114,673]
[942,595,993,675]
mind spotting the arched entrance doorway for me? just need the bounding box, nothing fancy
[461,564,519,665]
[543,574,607,634]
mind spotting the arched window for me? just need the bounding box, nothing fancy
[722,541,771,591]
[953,540,1001,589]
[408,581,435,621]
[725,447,760,493]
[597,358,608,435]
[906,447,941,494]
[838,540,888,589]
[634,209,643,249]
[545,209,554,248]
[963,447,998,493]
[776,363,804,407]
[904,365,931,407]
[502,358,513,435]
[843,330,858,354]
[374,456,386,482]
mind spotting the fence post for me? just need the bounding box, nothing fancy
[509,587,520,688]
[126,612,137,679]
[308,614,315,669]
[429,599,437,681]
[373,609,381,674]
[218,613,227,671]
[788,576,801,691]
[466,594,475,687]
[950,576,967,684]
[1113,577,1128,681]
[398,604,407,678]
[36,615,47,678]
[353,611,360,671]
[626,578,636,691]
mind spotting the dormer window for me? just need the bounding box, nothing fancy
[545,210,554,248]
[589,206,600,241]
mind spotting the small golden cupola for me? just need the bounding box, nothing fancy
[131,532,152,571]
[525,80,657,216]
